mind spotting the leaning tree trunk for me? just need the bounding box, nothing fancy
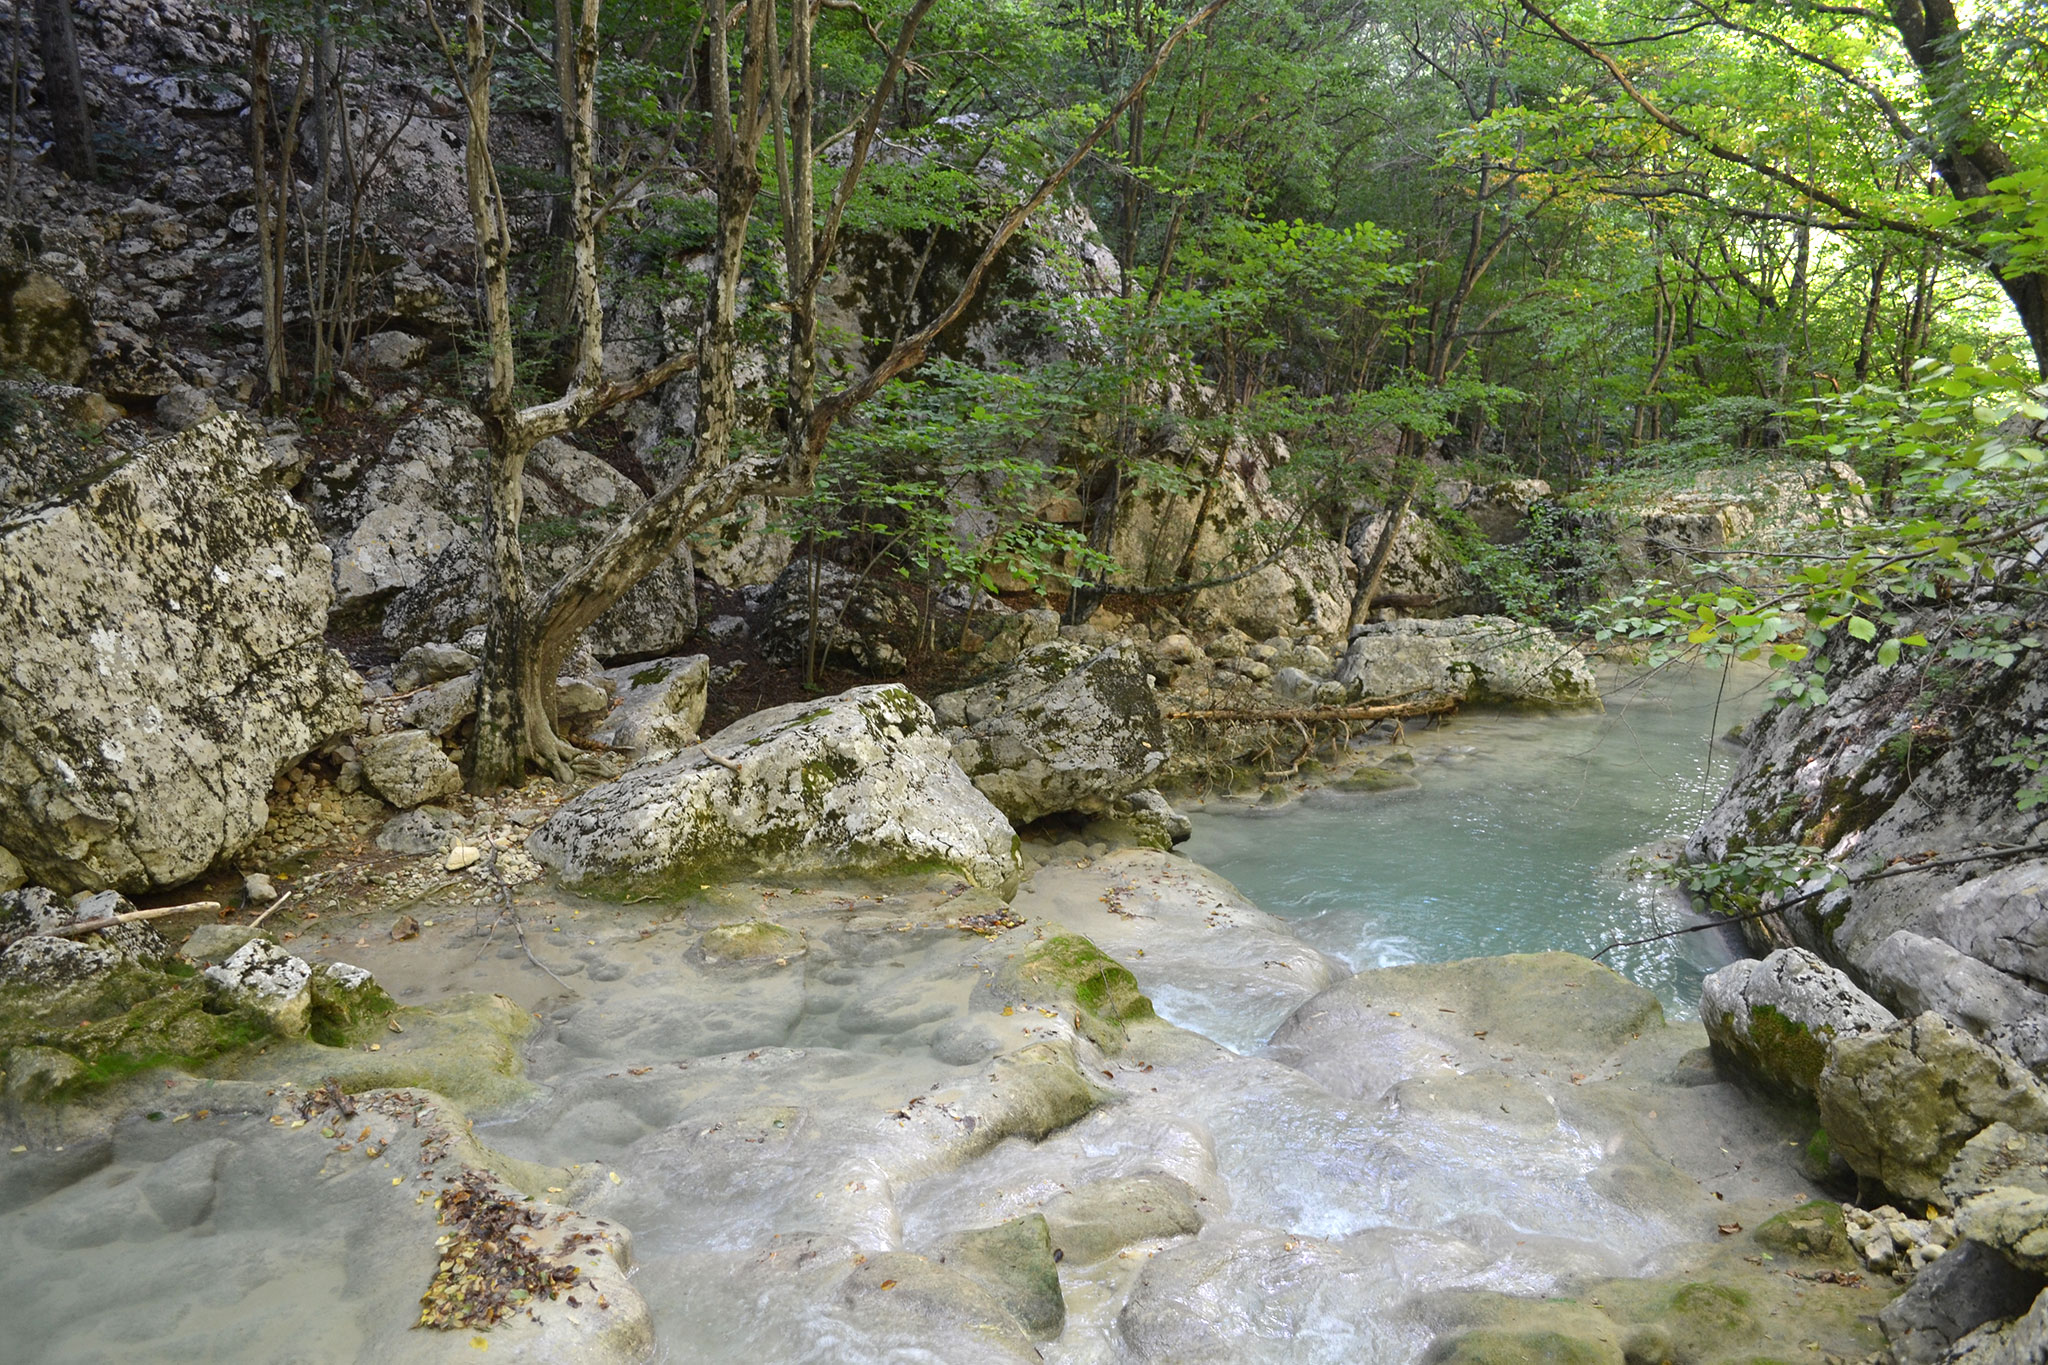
[32,0,92,179]
[1345,469,1418,635]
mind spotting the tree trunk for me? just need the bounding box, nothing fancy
[1346,461,1418,634]
[32,0,91,179]
[468,422,558,790]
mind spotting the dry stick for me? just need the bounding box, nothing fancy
[0,900,224,949]
[483,847,574,993]
[698,743,743,773]
[1593,839,2048,961]
[248,889,295,929]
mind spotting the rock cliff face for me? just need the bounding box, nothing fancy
[1688,602,2048,1069]
[0,414,359,892]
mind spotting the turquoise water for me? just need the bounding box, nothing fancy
[1181,662,1774,1019]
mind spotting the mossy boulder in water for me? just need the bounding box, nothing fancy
[991,933,1155,1053]
[927,1212,1066,1340]
[1700,948,1896,1098]
[698,919,805,964]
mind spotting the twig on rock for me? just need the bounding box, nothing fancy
[248,890,294,929]
[0,899,224,949]
[698,743,743,773]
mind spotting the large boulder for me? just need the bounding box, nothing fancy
[1335,615,1599,706]
[1866,930,2048,1074]
[1699,948,1896,1097]
[937,641,1168,824]
[1818,1012,2048,1207]
[0,415,358,893]
[529,684,1021,896]
[1879,1239,2044,1365]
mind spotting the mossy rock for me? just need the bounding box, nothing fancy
[1427,1330,1624,1365]
[1334,765,1421,793]
[0,965,267,1102]
[1752,1201,1851,1262]
[698,920,806,964]
[998,935,1154,1054]
[1729,1003,1832,1095]
[215,991,535,1111]
[928,1212,1065,1340]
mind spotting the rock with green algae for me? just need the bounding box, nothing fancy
[1040,1172,1203,1266]
[1950,1123,2048,1273]
[1700,948,1896,1098]
[836,1251,1041,1363]
[1818,1012,2048,1208]
[1752,1199,1854,1261]
[529,684,1022,899]
[1332,763,1421,792]
[926,1211,1066,1339]
[986,932,1156,1053]
[697,919,806,964]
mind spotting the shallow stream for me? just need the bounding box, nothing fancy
[1,662,1886,1365]
[1183,661,1774,1018]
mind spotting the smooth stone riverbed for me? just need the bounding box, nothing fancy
[1183,662,1774,1016]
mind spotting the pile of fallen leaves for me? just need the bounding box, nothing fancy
[417,1174,581,1330]
[949,908,1024,937]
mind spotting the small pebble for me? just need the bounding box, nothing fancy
[243,872,278,904]
[444,846,481,872]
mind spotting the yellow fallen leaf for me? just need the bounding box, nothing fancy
[471,1336,488,1350]
[8,1145,24,1154]
[547,1187,564,1193]
[392,1177,403,1185]
[608,1171,621,1185]
[290,1119,307,1128]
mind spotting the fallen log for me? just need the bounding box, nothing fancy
[0,899,223,950]
[1162,697,1454,724]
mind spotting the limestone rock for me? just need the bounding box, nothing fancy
[1943,1287,2048,1365]
[202,939,313,1035]
[941,641,1169,824]
[529,684,1021,896]
[927,1213,1066,1339]
[354,330,429,370]
[1699,948,1896,1096]
[0,935,118,987]
[837,1252,1039,1362]
[1866,930,2048,1075]
[1818,1012,2048,1207]
[1844,1203,1957,1278]
[0,845,21,892]
[179,923,274,966]
[0,415,360,892]
[374,806,457,856]
[358,729,462,809]
[153,384,218,431]
[1335,615,1599,707]
[1934,865,2048,990]
[589,654,710,761]
[1948,1124,2048,1274]
[697,920,805,964]
[391,641,479,692]
[1042,1173,1203,1266]
[1880,1239,2044,1365]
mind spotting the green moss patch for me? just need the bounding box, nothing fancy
[1002,935,1155,1054]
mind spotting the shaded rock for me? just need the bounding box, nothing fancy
[1950,1123,2048,1273]
[1752,1199,1853,1260]
[589,654,709,761]
[1881,1239,2044,1365]
[0,845,22,892]
[0,935,118,987]
[397,673,476,738]
[975,607,1061,668]
[1042,1173,1202,1266]
[1335,615,1599,706]
[756,559,915,675]
[390,641,478,693]
[529,684,1020,896]
[354,330,429,370]
[1818,1012,2048,1207]
[0,415,359,893]
[374,806,456,856]
[1845,1202,1957,1278]
[358,729,462,809]
[0,263,91,383]
[153,384,218,431]
[1943,1287,2048,1364]
[928,1212,1066,1339]
[1699,948,1896,1096]
[1112,787,1192,849]
[941,641,1169,824]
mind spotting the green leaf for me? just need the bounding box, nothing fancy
[1846,616,1878,642]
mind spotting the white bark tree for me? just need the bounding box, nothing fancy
[435,0,1234,792]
